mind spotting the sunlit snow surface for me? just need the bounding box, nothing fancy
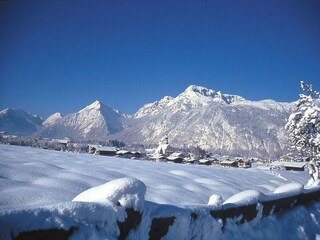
[0,144,309,210]
[1,144,320,240]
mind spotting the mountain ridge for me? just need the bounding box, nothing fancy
[0,85,294,158]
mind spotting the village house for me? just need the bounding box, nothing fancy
[150,153,167,162]
[132,151,143,159]
[280,155,294,162]
[252,158,267,165]
[52,138,71,151]
[237,158,252,168]
[116,150,143,159]
[211,158,221,166]
[88,145,117,156]
[167,156,183,163]
[116,150,135,158]
[220,159,238,168]
[271,161,307,171]
[183,158,199,164]
[167,152,185,163]
[199,159,212,166]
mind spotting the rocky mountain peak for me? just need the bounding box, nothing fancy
[43,112,63,126]
[182,85,246,104]
[185,85,216,97]
[82,100,103,111]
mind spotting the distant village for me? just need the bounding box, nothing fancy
[87,135,308,171]
[0,132,308,172]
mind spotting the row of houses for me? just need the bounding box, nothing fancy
[150,153,252,168]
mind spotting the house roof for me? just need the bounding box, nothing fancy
[53,139,70,144]
[167,156,183,161]
[220,160,237,164]
[169,152,185,158]
[116,150,131,155]
[96,146,117,152]
[271,161,307,168]
[199,159,211,164]
[150,153,167,160]
[184,158,197,162]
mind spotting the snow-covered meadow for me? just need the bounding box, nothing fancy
[1,144,320,239]
[0,144,310,209]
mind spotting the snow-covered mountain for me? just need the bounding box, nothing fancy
[115,85,294,158]
[37,101,126,140]
[134,96,174,118]
[0,108,43,135]
[42,112,63,127]
[2,85,295,158]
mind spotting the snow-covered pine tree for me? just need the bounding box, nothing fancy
[285,81,320,185]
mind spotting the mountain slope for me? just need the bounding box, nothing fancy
[0,108,43,135]
[37,101,126,140]
[116,85,293,158]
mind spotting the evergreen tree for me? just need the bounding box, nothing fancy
[285,81,320,184]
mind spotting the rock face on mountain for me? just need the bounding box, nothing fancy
[117,85,293,158]
[0,108,43,135]
[37,101,126,140]
[2,85,294,158]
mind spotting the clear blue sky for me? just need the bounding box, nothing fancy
[1,0,319,118]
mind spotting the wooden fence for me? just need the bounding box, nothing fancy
[14,188,320,240]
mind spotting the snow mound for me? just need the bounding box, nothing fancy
[224,190,261,206]
[207,194,223,208]
[72,178,146,210]
[273,182,303,196]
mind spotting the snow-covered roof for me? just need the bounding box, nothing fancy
[199,159,211,164]
[167,156,183,161]
[183,158,197,162]
[96,146,117,152]
[116,150,131,155]
[150,153,167,159]
[53,139,70,144]
[169,152,185,158]
[271,161,307,168]
[220,160,237,164]
[88,144,101,148]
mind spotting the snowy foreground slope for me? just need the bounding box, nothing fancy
[1,144,320,239]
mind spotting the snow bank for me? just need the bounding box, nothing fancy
[273,182,304,196]
[72,177,146,210]
[224,190,262,206]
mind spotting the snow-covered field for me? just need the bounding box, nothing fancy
[0,144,310,209]
[1,144,320,239]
